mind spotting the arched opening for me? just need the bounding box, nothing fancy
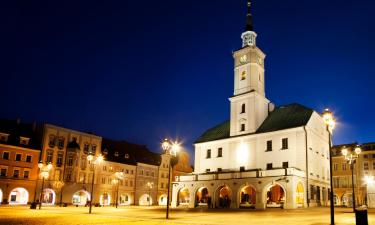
[333,194,340,206]
[266,184,285,208]
[41,188,56,205]
[342,193,352,207]
[195,187,210,207]
[72,190,90,206]
[158,194,167,206]
[239,185,256,208]
[119,194,131,206]
[296,182,304,207]
[139,194,152,206]
[216,186,231,208]
[178,187,190,206]
[9,187,29,205]
[100,193,111,206]
[0,189,2,204]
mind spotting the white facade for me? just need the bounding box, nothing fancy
[171,9,330,210]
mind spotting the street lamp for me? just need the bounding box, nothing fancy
[147,181,154,206]
[38,162,52,210]
[161,138,180,219]
[87,154,104,214]
[322,109,336,225]
[342,145,361,212]
[113,172,124,208]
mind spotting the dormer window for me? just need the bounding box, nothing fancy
[114,151,119,157]
[125,154,129,159]
[0,133,9,142]
[103,149,108,155]
[20,137,30,145]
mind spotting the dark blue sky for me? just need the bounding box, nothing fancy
[1,0,374,160]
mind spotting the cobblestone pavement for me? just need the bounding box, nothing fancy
[0,205,373,225]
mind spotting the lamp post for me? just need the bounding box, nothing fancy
[323,109,336,225]
[161,138,180,219]
[87,154,104,214]
[114,172,124,208]
[38,162,52,210]
[147,181,154,206]
[342,146,361,212]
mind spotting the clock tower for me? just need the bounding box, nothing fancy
[229,0,271,136]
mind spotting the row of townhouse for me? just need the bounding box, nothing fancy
[0,119,192,206]
[332,142,375,207]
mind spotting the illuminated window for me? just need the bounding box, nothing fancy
[333,163,338,171]
[342,163,347,171]
[241,71,247,80]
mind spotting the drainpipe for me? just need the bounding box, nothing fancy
[303,126,309,207]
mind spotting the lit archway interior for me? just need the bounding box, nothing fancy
[9,187,29,205]
[139,194,152,206]
[333,194,340,206]
[42,188,56,205]
[296,182,304,207]
[100,193,111,206]
[342,193,352,207]
[119,194,131,205]
[266,184,285,208]
[0,189,2,204]
[178,188,190,206]
[72,190,90,206]
[240,185,256,207]
[217,186,231,208]
[158,194,167,206]
[196,187,209,206]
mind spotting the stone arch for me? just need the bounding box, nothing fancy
[195,186,210,207]
[0,188,2,204]
[139,194,152,206]
[9,187,29,205]
[214,185,232,208]
[238,184,257,208]
[177,187,190,206]
[119,193,132,205]
[263,182,286,208]
[296,182,304,207]
[333,194,340,206]
[100,192,111,206]
[41,188,56,205]
[158,194,167,206]
[72,190,90,206]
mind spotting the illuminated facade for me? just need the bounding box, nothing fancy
[171,1,330,209]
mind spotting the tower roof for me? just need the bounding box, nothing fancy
[246,0,254,31]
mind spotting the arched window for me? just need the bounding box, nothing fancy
[241,104,246,113]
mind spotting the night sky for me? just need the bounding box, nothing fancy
[1,0,374,161]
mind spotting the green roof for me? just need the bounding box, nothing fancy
[195,103,314,143]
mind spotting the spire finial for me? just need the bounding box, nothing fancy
[246,0,254,31]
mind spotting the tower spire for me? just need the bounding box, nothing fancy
[246,0,253,31]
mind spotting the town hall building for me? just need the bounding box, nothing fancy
[171,1,331,209]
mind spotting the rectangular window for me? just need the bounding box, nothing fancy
[0,168,7,177]
[57,152,63,167]
[48,135,55,147]
[2,152,9,160]
[206,168,210,172]
[57,138,65,149]
[15,153,22,161]
[282,162,288,169]
[364,162,369,170]
[126,169,129,174]
[217,168,222,172]
[26,155,32,163]
[240,124,245,132]
[46,151,53,163]
[102,177,106,184]
[81,157,86,170]
[240,166,245,172]
[67,155,73,166]
[103,166,107,171]
[310,185,315,200]
[84,143,89,154]
[217,148,223,157]
[281,138,288,150]
[266,163,273,170]
[266,140,272,151]
[92,145,97,152]
[13,169,20,178]
[333,163,338,171]
[342,163,347,171]
[23,170,29,179]
[206,149,211,158]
